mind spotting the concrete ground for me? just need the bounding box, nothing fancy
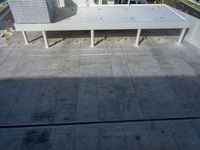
[0,30,200,150]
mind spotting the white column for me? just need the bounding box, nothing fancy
[91,30,94,47]
[42,31,49,49]
[22,31,29,45]
[58,0,65,7]
[178,28,186,45]
[99,0,102,4]
[128,0,131,5]
[89,0,95,5]
[135,29,141,47]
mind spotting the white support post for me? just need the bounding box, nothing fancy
[99,0,102,4]
[89,0,95,6]
[22,31,29,45]
[135,29,141,47]
[42,31,49,49]
[178,28,186,45]
[128,0,131,5]
[91,30,94,48]
[58,0,65,7]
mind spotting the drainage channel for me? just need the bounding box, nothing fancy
[1,116,200,129]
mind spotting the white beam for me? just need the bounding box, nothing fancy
[91,30,94,47]
[178,28,186,45]
[42,31,49,49]
[135,29,141,46]
[22,31,29,45]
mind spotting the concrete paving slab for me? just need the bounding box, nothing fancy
[0,30,200,149]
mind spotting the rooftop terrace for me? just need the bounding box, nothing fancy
[0,30,200,149]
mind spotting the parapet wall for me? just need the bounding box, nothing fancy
[176,8,200,49]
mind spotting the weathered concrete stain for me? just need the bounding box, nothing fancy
[22,129,50,145]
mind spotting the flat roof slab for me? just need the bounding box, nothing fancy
[14,4,189,31]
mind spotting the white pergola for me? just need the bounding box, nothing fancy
[18,4,189,48]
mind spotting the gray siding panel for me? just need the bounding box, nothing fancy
[8,0,58,24]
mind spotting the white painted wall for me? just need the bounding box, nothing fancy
[175,8,200,49]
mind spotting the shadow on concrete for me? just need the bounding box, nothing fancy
[0,5,14,30]
[53,0,78,23]
[0,75,200,126]
[41,29,181,47]
[46,29,181,38]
